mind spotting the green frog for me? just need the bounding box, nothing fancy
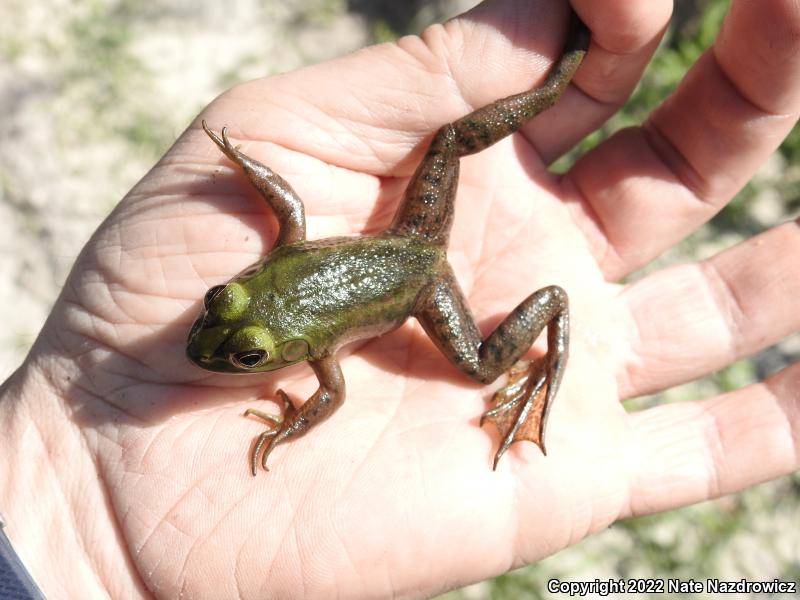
[187,14,589,475]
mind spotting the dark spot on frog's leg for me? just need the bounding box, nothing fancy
[408,214,424,229]
[421,192,437,206]
[415,273,569,467]
[486,339,504,364]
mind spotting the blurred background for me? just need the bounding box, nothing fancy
[1,0,798,597]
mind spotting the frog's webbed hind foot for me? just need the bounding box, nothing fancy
[417,280,569,469]
[480,360,551,469]
[244,389,295,476]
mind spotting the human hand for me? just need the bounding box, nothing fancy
[1,0,798,598]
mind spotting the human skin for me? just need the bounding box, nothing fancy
[1,0,799,598]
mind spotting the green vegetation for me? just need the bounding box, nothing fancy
[62,1,165,154]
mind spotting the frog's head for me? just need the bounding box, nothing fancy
[186,281,310,374]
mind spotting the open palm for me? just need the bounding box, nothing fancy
[3,0,799,598]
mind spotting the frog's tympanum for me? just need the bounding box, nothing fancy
[187,14,589,475]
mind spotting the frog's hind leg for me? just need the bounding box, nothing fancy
[387,14,588,246]
[447,13,588,156]
[415,273,569,469]
[387,123,461,245]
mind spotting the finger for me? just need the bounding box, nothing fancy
[616,218,800,400]
[453,0,672,164]
[198,0,671,174]
[621,362,799,518]
[527,0,671,162]
[150,130,393,230]
[566,0,800,279]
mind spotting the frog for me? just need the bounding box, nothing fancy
[187,13,589,475]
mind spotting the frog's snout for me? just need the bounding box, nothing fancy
[188,317,202,339]
[186,318,238,371]
[187,319,216,364]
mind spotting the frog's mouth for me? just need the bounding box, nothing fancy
[188,314,204,340]
[186,318,240,373]
[186,345,251,374]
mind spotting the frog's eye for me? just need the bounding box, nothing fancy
[231,349,268,369]
[204,285,225,309]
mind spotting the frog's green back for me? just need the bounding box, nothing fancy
[244,235,444,353]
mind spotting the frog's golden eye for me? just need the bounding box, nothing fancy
[204,285,225,309]
[232,349,268,369]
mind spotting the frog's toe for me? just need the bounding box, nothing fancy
[481,360,549,469]
[243,407,282,426]
[201,120,243,164]
[219,126,241,154]
[243,390,296,475]
[250,427,280,476]
[246,409,282,475]
[252,416,295,474]
[260,434,284,472]
[201,120,226,151]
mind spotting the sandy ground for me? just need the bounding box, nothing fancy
[0,0,371,377]
[1,1,798,598]
[1,0,482,378]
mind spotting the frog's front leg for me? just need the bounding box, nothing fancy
[244,355,345,475]
[415,273,568,469]
[202,121,305,247]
